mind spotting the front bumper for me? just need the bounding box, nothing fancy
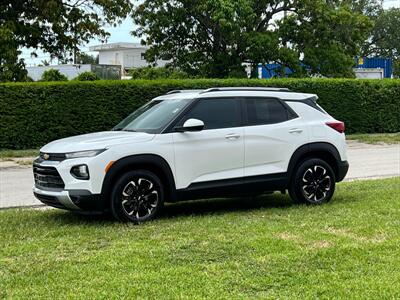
[32,154,109,211]
[33,187,105,211]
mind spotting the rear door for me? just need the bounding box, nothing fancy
[243,97,308,177]
[172,98,244,189]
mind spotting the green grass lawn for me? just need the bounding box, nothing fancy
[1,177,399,299]
[347,132,400,144]
[0,149,38,160]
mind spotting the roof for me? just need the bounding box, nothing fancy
[154,88,317,101]
[89,42,148,52]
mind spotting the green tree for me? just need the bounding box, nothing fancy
[76,53,99,65]
[0,0,132,82]
[40,60,51,67]
[75,71,100,81]
[279,1,372,77]
[0,25,27,82]
[350,0,383,17]
[132,0,372,78]
[41,69,68,82]
[361,8,400,77]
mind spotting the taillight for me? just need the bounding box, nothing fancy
[326,121,345,133]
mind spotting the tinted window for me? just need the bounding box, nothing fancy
[245,98,289,125]
[180,98,239,130]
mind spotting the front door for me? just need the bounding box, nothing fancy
[172,98,244,189]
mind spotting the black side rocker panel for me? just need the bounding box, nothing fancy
[176,173,287,201]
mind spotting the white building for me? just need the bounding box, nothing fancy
[89,42,170,71]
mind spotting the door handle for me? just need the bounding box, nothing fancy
[289,128,303,133]
[225,133,240,139]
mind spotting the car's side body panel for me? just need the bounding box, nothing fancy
[286,101,348,161]
[243,117,309,177]
[171,126,245,189]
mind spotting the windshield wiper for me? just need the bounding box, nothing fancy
[122,129,137,132]
[112,128,136,132]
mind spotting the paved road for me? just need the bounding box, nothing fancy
[0,141,399,209]
[0,167,37,208]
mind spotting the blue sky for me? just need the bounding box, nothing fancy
[21,0,400,66]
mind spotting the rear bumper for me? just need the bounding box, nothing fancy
[337,160,349,182]
[33,187,105,211]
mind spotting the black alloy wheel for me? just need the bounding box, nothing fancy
[289,158,336,204]
[111,170,164,223]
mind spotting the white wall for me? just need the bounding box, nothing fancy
[354,68,384,79]
[98,48,169,69]
[98,50,123,66]
[123,48,148,68]
[27,65,92,81]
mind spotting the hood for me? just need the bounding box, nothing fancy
[41,131,155,153]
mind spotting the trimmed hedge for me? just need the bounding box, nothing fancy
[0,79,399,149]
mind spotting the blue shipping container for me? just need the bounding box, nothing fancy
[258,57,393,79]
[355,57,392,78]
[258,63,294,79]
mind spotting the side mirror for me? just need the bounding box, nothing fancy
[175,118,205,132]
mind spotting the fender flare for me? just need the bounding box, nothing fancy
[287,142,342,179]
[101,154,177,202]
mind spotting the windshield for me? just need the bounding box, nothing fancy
[113,98,192,133]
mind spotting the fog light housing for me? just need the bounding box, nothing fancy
[71,164,90,180]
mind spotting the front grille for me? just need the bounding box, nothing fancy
[33,165,65,189]
[40,152,66,161]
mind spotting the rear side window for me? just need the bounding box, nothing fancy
[180,98,240,130]
[302,98,327,114]
[245,98,291,125]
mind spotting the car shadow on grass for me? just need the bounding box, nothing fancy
[162,193,293,218]
[48,192,295,225]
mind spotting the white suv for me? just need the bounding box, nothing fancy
[33,87,349,222]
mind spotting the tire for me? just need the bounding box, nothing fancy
[110,170,164,223]
[288,158,336,204]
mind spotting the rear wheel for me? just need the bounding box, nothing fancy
[111,170,164,223]
[289,158,335,204]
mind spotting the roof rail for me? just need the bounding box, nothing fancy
[166,89,205,95]
[200,87,291,93]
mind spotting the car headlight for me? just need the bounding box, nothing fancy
[65,149,106,159]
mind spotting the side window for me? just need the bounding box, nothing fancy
[245,98,290,125]
[180,98,239,130]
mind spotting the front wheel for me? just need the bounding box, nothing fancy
[111,170,164,223]
[289,158,335,204]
